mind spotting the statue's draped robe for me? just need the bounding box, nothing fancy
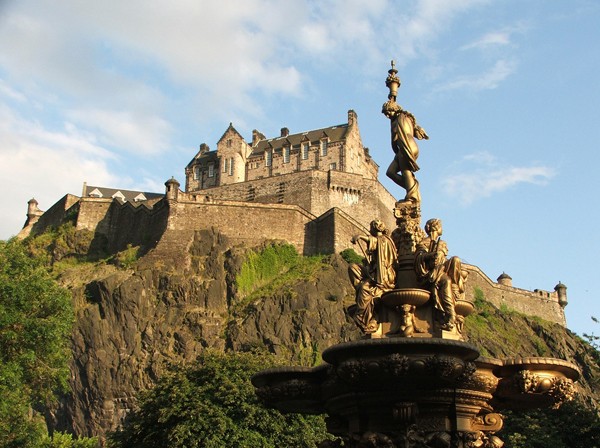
[415,237,455,323]
[349,233,397,332]
[390,110,420,202]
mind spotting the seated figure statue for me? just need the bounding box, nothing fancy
[415,218,467,331]
[348,220,397,333]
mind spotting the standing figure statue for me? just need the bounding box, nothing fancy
[415,219,467,331]
[382,61,429,204]
[382,100,429,204]
[348,220,398,334]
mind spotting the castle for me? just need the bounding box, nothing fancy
[18,109,568,326]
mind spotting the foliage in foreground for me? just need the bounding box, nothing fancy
[108,350,331,448]
[500,399,600,447]
[0,239,98,447]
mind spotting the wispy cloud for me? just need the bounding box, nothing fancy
[0,104,122,238]
[442,151,556,205]
[66,108,172,156]
[434,59,517,92]
[460,23,529,51]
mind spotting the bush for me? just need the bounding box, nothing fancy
[108,350,331,448]
[339,248,364,265]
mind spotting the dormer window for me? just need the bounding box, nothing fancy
[320,139,328,157]
[265,150,272,167]
[112,191,126,202]
[301,143,309,160]
[284,146,290,163]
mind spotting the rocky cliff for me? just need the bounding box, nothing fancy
[37,226,599,439]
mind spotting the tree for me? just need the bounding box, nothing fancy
[0,239,96,447]
[500,399,600,447]
[108,350,332,448]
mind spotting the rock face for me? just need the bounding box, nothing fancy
[47,228,599,439]
[49,229,360,437]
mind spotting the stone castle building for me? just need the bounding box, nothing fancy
[18,110,568,326]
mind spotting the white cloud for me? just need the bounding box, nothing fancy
[461,31,511,50]
[66,108,172,155]
[0,105,121,239]
[461,22,529,51]
[389,0,489,62]
[441,151,556,205]
[434,59,517,92]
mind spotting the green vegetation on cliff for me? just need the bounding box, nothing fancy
[0,239,98,447]
[108,350,331,448]
[234,243,327,308]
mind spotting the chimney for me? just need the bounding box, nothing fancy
[199,143,209,154]
[252,129,266,146]
[348,109,358,127]
[280,127,289,137]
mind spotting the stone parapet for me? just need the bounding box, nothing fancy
[464,264,566,326]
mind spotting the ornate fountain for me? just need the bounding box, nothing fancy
[251,62,579,447]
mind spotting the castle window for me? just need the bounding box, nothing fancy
[265,150,272,167]
[329,162,337,171]
[320,139,328,157]
[284,146,290,163]
[227,139,232,148]
[302,143,309,160]
[193,166,200,180]
[223,158,229,173]
[229,157,234,175]
[208,163,215,177]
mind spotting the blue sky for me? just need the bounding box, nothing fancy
[1,0,598,339]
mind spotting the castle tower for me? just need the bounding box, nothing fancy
[215,123,252,186]
[555,281,568,308]
[497,272,513,286]
[164,177,180,201]
[25,198,43,227]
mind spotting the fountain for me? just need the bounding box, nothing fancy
[251,62,579,447]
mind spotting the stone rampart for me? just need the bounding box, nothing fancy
[464,264,566,326]
[26,194,80,236]
[181,169,397,232]
[166,197,318,255]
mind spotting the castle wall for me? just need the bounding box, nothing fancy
[183,170,397,233]
[166,197,318,255]
[104,201,169,253]
[76,198,113,234]
[28,194,80,235]
[464,264,567,326]
[314,208,369,255]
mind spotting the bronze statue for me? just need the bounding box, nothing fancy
[415,218,466,331]
[348,220,397,333]
[382,61,428,204]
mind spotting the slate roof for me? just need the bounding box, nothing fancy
[186,150,218,169]
[84,185,163,203]
[250,123,349,157]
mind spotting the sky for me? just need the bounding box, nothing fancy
[0,0,598,339]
